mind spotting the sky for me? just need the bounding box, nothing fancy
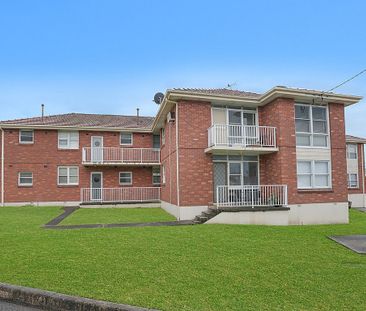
[0,0,365,136]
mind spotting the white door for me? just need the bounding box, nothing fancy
[90,172,103,201]
[91,136,103,163]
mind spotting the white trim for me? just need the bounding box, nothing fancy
[57,166,79,186]
[119,171,133,185]
[58,131,79,149]
[176,103,180,206]
[346,143,358,159]
[18,172,33,187]
[120,132,133,146]
[19,129,34,144]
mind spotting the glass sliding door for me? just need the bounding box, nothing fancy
[228,109,257,146]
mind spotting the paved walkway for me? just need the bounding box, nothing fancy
[43,207,195,230]
[329,235,366,254]
[0,301,41,311]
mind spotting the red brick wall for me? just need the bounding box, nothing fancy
[348,143,365,194]
[177,100,213,206]
[160,105,178,205]
[1,129,156,203]
[259,100,348,204]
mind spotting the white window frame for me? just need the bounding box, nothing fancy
[347,144,358,159]
[18,172,33,186]
[119,172,132,185]
[58,131,79,149]
[161,164,166,184]
[120,132,133,146]
[297,160,331,189]
[348,173,359,189]
[19,129,34,144]
[295,104,329,148]
[152,167,161,185]
[161,128,165,145]
[57,166,79,186]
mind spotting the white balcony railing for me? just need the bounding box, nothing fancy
[208,124,277,148]
[81,187,161,204]
[216,185,287,208]
[82,147,160,165]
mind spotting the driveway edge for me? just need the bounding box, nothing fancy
[0,283,159,311]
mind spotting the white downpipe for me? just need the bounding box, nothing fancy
[362,145,365,207]
[1,128,4,207]
[175,103,180,206]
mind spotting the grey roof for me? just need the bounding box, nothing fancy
[171,88,262,98]
[346,135,366,143]
[0,113,154,130]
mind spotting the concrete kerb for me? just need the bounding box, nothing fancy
[0,283,159,311]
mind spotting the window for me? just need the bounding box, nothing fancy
[162,164,166,184]
[295,104,328,147]
[161,128,165,145]
[19,130,34,144]
[18,172,33,186]
[119,172,132,185]
[58,131,79,149]
[120,133,133,145]
[297,160,331,189]
[347,144,358,159]
[58,166,79,185]
[153,135,161,149]
[152,167,161,185]
[348,174,358,188]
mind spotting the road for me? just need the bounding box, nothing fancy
[0,301,42,311]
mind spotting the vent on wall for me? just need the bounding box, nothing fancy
[167,112,176,122]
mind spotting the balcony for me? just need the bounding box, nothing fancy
[81,187,160,204]
[206,124,278,154]
[82,147,160,166]
[216,185,288,208]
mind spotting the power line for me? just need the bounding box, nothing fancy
[327,68,366,92]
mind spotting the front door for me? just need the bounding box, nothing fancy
[91,136,103,163]
[213,162,227,202]
[90,172,103,201]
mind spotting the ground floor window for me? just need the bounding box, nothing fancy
[152,167,160,185]
[348,173,358,188]
[119,172,132,185]
[58,166,79,185]
[18,172,33,186]
[297,160,331,189]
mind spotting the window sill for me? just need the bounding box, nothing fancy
[58,148,80,151]
[18,185,33,188]
[57,185,79,188]
[297,188,333,193]
[19,143,34,145]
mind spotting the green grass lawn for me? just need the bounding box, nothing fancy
[1,206,366,310]
[61,207,176,225]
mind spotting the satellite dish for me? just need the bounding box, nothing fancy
[153,92,164,105]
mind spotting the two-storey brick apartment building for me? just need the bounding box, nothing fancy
[0,86,363,225]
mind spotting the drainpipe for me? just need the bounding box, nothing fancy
[175,102,180,206]
[1,128,4,207]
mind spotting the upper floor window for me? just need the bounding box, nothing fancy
[297,160,331,189]
[295,104,328,147]
[153,134,160,149]
[18,172,33,186]
[19,130,34,144]
[161,128,165,145]
[120,133,133,145]
[347,144,357,159]
[58,131,79,149]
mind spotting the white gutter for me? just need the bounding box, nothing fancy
[1,128,4,207]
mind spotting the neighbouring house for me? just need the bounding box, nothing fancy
[0,86,363,225]
[346,135,366,207]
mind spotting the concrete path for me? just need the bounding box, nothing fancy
[0,300,41,311]
[329,235,366,254]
